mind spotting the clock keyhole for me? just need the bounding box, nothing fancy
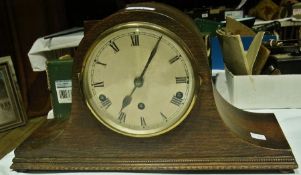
[138,103,145,110]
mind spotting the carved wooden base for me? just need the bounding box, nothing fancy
[11,83,298,172]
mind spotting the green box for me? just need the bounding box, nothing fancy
[194,18,222,36]
[46,55,73,119]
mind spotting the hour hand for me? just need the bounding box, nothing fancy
[120,95,132,112]
[119,84,138,112]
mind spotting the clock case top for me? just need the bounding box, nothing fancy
[12,2,297,172]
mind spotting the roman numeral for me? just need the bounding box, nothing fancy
[118,112,126,123]
[101,98,111,109]
[130,34,139,46]
[92,81,104,87]
[176,76,189,84]
[109,40,119,53]
[169,55,181,64]
[160,112,168,122]
[94,60,106,66]
[140,117,147,128]
[171,95,183,106]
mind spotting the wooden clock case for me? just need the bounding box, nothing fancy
[12,2,297,172]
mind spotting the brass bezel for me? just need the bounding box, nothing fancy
[80,22,200,137]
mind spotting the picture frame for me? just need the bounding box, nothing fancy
[0,56,27,132]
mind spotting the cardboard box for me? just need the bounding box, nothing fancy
[213,17,301,109]
[215,68,301,109]
[210,35,276,70]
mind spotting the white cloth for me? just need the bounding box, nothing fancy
[28,30,83,72]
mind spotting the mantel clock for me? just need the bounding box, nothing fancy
[12,2,297,172]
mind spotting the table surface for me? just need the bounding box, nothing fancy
[0,108,300,175]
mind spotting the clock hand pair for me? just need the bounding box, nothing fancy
[119,36,163,112]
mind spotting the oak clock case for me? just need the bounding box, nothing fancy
[81,22,197,137]
[12,2,297,172]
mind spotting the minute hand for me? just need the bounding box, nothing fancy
[139,36,162,78]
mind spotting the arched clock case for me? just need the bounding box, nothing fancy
[12,2,297,172]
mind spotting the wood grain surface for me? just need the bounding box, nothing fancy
[0,116,46,159]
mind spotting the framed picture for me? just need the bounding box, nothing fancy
[0,56,27,132]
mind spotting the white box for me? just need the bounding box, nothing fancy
[215,68,301,109]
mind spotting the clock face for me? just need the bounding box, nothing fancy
[81,22,196,137]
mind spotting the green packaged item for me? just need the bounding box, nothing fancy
[46,55,73,119]
[194,18,222,36]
